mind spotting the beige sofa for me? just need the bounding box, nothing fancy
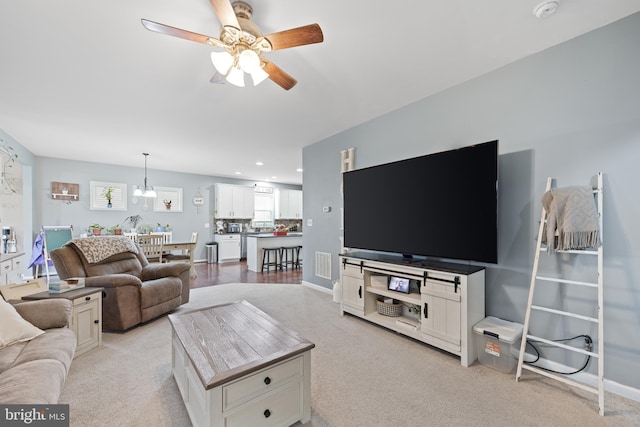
[50,236,191,331]
[0,299,76,403]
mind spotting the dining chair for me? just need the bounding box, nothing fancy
[123,232,137,242]
[137,234,164,263]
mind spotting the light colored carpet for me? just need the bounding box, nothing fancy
[60,283,640,426]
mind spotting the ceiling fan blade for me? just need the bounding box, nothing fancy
[141,19,224,47]
[264,24,324,51]
[209,0,240,29]
[262,59,297,90]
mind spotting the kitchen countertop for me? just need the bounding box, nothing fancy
[246,234,303,272]
[0,252,24,262]
[247,233,302,238]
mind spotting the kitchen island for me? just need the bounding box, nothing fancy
[246,233,303,272]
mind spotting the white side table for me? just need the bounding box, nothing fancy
[23,287,103,358]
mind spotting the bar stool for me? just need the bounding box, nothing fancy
[280,246,298,270]
[296,245,302,268]
[262,248,280,273]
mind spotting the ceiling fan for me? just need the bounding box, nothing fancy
[141,0,324,90]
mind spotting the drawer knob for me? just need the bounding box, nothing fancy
[94,320,100,324]
[85,296,91,301]
[263,376,271,385]
[263,409,271,418]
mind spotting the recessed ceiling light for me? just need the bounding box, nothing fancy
[296,168,303,172]
[235,171,241,175]
[256,161,263,166]
[272,176,278,179]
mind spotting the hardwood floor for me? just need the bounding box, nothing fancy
[190,260,303,289]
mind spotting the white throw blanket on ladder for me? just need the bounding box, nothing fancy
[541,185,600,253]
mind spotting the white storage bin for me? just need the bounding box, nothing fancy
[473,316,523,373]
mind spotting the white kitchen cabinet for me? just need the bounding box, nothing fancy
[214,234,241,263]
[0,253,25,285]
[275,189,303,219]
[215,184,255,219]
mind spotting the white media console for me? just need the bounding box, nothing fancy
[340,252,485,367]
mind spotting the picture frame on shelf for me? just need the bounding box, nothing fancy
[153,186,183,212]
[90,181,127,210]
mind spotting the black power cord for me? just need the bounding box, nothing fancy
[523,334,593,375]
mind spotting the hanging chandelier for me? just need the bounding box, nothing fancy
[133,153,157,198]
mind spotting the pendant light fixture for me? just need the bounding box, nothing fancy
[133,153,157,198]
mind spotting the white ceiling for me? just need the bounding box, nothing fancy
[1,1,639,185]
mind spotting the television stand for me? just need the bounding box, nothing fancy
[339,252,485,367]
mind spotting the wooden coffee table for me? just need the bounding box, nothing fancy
[168,300,315,427]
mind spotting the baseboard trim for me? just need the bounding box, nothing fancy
[302,280,332,295]
[520,352,640,403]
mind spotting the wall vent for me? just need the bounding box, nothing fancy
[315,252,331,279]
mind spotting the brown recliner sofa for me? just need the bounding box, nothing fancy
[50,236,191,331]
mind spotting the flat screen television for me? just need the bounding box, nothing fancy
[343,140,498,264]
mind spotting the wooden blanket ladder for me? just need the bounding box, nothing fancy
[515,172,604,415]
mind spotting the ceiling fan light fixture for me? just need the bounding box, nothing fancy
[211,51,234,75]
[249,66,269,86]
[226,66,245,87]
[238,49,260,73]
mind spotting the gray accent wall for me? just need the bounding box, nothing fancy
[302,13,640,390]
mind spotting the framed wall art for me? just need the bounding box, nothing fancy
[153,186,183,212]
[90,181,127,211]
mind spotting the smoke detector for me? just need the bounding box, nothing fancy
[533,1,559,19]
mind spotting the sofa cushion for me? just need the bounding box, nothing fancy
[0,342,27,374]
[0,329,75,404]
[139,278,182,309]
[0,299,44,349]
[0,359,68,404]
[11,328,75,373]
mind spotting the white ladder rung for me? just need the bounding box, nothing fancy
[526,334,599,357]
[521,364,600,395]
[539,247,598,255]
[535,276,598,288]
[530,305,599,323]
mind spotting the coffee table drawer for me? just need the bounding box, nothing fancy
[223,355,303,411]
[224,379,303,427]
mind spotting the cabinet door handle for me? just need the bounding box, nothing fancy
[263,409,271,418]
[358,286,362,298]
[263,376,271,385]
[94,320,100,324]
[423,303,428,319]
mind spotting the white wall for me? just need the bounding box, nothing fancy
[302,13,640,390]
